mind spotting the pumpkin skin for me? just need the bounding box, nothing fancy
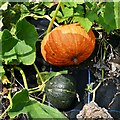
[41,23,95,66]
[45,74,76,110]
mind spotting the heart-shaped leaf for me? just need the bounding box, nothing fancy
[2,19,38,65]
[8,89,68,119]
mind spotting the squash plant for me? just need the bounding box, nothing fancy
[0,1,120,119]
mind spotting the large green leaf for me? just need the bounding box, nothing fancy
[10,89,29,111]
[104,2,116,30]
[2,29,18,55]
[86,10,98,23]
[73,5,98,32]
[2,19,38,65]
[98,2,120,32]
[16,19,38,47]
[15,40,35,65]
[2,29,18,63]
[8,89,68,119]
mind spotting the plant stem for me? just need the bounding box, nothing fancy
[91,81,102,102]
[42,93,46,103]
[8,88,12,108]
[91,39,107,102]
[29,84,45,94]
[29,88,42,94]
[47,1,61,33]
[33,63,44,84]
[28,86,40,91]
[15,67,28,89]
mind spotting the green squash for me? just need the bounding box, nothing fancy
[45,74,76,110]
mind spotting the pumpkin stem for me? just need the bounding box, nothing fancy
[73,57,78,64]
[47,0,61,33]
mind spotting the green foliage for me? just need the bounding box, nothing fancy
[1,1,120,119]
[98,2,120,32]
[50,2,120,32]
[1,2,120,66]
[8,89,68,119]
[2,18,38,65]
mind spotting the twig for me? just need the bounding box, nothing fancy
[108,92,120,108]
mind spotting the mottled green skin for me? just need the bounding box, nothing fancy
[45,74,76,110]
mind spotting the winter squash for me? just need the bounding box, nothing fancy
[41,23,95,66]
[45,74,76,110]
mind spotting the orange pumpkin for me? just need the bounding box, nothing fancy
[41,23,95,66]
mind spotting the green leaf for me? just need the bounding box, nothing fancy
[73,5,98,32]
[15,40,36,65]
[10,89,29,111]
[98,2,120,32]
[2,30,18,63]
[104,2,116,30]
[86,10,98,22]
[50,7,73,23]
[2,8,19,30]
[50,11,65,23]
[62,7,73,17]
[2,29,18,55]
[74,5,84,15]
[98,15,111,32]
[73,16,92,32]
[8,89,68,119]
[43,2,55,8]
[114,2,120,29]
[25,98,68,119]
[2,19,38,65]
[19,4,30,19]
[50,10,63,18]
[16,19,38,47]
[37,70,68,85]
